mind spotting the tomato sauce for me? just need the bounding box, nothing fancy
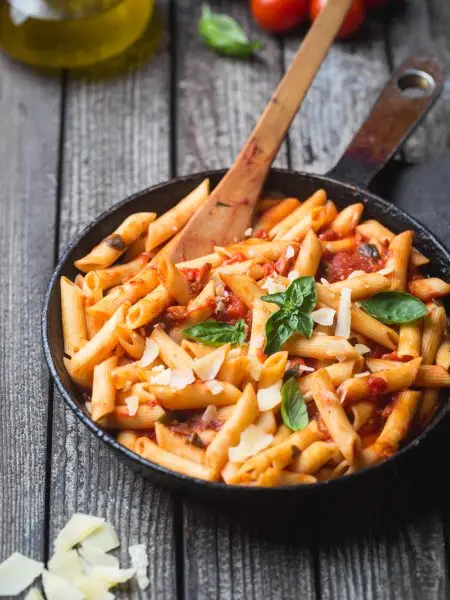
[367,375,387,396]
[181,263,211,296]
[254,228,270,240]
[215,290,250,326]
[223,252,247,265]
[323,250,381,282]
[319,229,340,242]
[381,351,412,362]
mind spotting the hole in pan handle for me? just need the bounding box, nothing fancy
[327,49,444,190]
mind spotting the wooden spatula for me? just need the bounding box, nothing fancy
[169,0,354,262]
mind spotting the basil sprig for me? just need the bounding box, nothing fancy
[360,291,428,325]
[281,377,309,432]
[198,4,263,58]
[182,319,246,346]
[262,277,317,354]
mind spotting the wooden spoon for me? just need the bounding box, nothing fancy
[169,0,355,262]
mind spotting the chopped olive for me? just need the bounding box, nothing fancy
[358,243,380,260]
[284,365,301,379]
[190,433,205,448]
[348,336,359,346]
[291,445,301,459]
[104,233,126,250]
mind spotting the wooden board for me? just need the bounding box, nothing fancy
[0,57,61,562]
[47,5,177,598]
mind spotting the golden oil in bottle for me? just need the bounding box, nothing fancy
[0,0,154,68]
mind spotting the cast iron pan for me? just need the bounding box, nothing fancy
[43,51,449,505]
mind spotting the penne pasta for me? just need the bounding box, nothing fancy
[149,381,241,410]
[270,189,327,239]
[91,356,118,422]
[409,277,450,302]
[330,203,364,236]
[219,273,263,308]
[398,320,422,359]
[329,273,390,300]
[155,422,205,464]
[285,334,358,361]
[117,430,139,452]
[126,285,171,330]
[254,197,300,233]
[293,229,322,277]
[86,252,150,291]
[99,404,166,429]
[384,230,413,291]
[61,276,88,357]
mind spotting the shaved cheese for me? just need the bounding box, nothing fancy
[244,227,253,237]
[355,371,370,378]
[150,364,165,374]
[202,404,218,424]
[42,570,84,600]
[129,544,149,591]
[54,513,105,552]
[170,369,195,390]
[85,401,92,413]
[193,345,228,380]
[228,425,273,463]
[377,266,394,276]
[320,278,330,286]
[0,552,44,595]
[81,523,120,553]
[79,545,119,569]
[150,368,172,386]
[205,380,224,395]
[287,270,299,282]
[124,395,139,417]
[285,245,295,259]
[261,277,286,294]
[48,549,83,580]
[335,287,352,338]
[347,270,366,279]
[340,388,348,404]
[73,574,111,598]
[299,365,315,373]
[354,343,371,355]
[137,339,159,367]
[25,588,45,600]
[257,380,282,411]
[310,307,335,326]
[91,566,135,588]
[215,299,225,312]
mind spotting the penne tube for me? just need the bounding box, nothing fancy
[117,382,156,405]
[255,467,282,487]
[398,320,422,359]
[61,276,88,357]
[86,253,151,291]
[297,360,356,397]
[317,284,398,349]
[414,388,440,429]
[270,189,327,239]
[279,204,329,242]
[224,240,298,263]
[254,410,277,434]
[116,324,145,360]
[311,369,361,466]
[363,390,421,465]
[91,356,118,422]
[221,461,241,484]
[409,277,450,302]
[123,234,147,261]
[384,230,413,291]
[145,179,210,252]
[278,472,317,486]
[315,466,335,481]
[331,460,355,479]
[181,340,214,358]
[291,441,340,475]
[356,220,428,267]
[70,303,128,378]
[348,401,376,431]
[126,285,171,330]
[185,280,216,324]
[157,256,191,305]
[155,422,205,464]
[331,203,364,236]
[436,336,450,370]
[214,259,256,276]
[254,197,300,234]
[74,274,84,288]
[150,326,194,370]
[219,273,263,308]
[205,383,259,478]
[271,424,292,446]
[177,252,223,270]
[75,212,156,271]
[112,361,153,389]
[329,273,390,300]
[365,359,450,388]
[82,272,104,339]
[117,430,139,452]
[217,356,249,388]
[285,334,358,361]
[421,303,446,364]
[135,436,214,481]
[64,356,92,390]
[321,237,357,254]
[99,404,166,429]
[149,381,241,410]
[294,229,322,277]
[246,298,275,381]
[259,351,288,388]
[337,357,422,403]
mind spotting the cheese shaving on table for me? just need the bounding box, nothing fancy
[354,343,371,355]
[335,287,352,338]
[228,425,273,462]
[257,380,282,411]
[42,570,84,600]
[79,545,119,568]
[310,307,335,326]
[261,277,287,294]
[137,339,159,367]
[205,380,224,395]
[54,513,105,552]
[285,245,295,259]
[0,553,44,595]
[91,566,136,587]
[48,549,83,580]
[193,345,228,380]
[125,395,139,416]
[288,270,299,282]
[201,404,218,424]
[129,544,150,591]
[81,522,120,553]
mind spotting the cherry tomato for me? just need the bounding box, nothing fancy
[250,0,308,33]
[309,0,366,38]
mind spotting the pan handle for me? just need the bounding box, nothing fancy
[327,50,445,189]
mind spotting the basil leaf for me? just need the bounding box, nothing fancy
[281,377,309,432]
[182,319,246,346]
[286,276,316,312]
[360,291,428,324]
[260,291,286,308]
[294,313,314,339]
[264,310,294,355]
[198,4,263,58]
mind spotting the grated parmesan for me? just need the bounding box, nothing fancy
[124,395,139,417]
[261,277,287,295]
[204,380,224,395]
[354,343,371,355]
[228,425,273,463]
[137,338,159,368]
[0,553,44,596]
[257,380,282,411]
[310,307,335,326]
[288,270,299,282]
[285,245,295,259]
[335,287,352,338]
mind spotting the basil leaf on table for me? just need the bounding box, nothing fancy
[281,377,309,432]
[198,5,263,58]
[182,319,246,346]
[360,291,428,324]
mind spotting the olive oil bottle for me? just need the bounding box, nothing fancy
[0,0,154,68]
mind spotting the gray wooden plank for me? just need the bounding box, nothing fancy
[0,56,61,562]
[48,6,177,598]
[386,0,450,163]
[176,2,315,599]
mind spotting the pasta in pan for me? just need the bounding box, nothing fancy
[60,180,450,486]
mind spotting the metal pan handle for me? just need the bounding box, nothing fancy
[327,50,445,189]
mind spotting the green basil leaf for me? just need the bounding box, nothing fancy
[360,291,428,325]
[198,4,263,58]
[287,276,316,313]
[294,313,314,338]
[281,377,309,432]
[182,319,246,346]
[260,291,286,308]
[264,310,294,355]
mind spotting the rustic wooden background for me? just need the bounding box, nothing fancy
[1,1,450,598]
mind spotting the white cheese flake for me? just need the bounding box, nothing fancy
[54,513,105,552]
[91,566,136,588]
[335,287,352,339]
[193,345,228,380]
[355,371,370,379]
[0,552,44,596]
[170,368,195,390]
[125,395,139,417]
[248,357,262,381]
[244,227,253,237]
[81,522,120,553]
[228,425,273,462]
[354,343,371,355]
[150,368,172,386]
[79,545,119,569]
[129,544,150,591]
[340,388,348,404]
[299,365,315,373]
[320,278,330,286]
[73,574,111,598]
[347,270,366,279]
[377,266,394,276]
[201,404,218,424]
[137,339,159,367]
[257,380,282,411]
[48,549,83,581]
[285,245,295,259]
[261,277,287,295]
[310,307,335,326]
[288,270,299,282]
[205,380,224,395]
[42,570,84,600]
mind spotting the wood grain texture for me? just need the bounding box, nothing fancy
[387,0,450,163]
[48,6,176,598]
[0,56,61,562]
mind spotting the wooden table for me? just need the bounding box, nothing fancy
[1,1,450,598]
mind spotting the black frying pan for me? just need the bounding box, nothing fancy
[42,51,449,506]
